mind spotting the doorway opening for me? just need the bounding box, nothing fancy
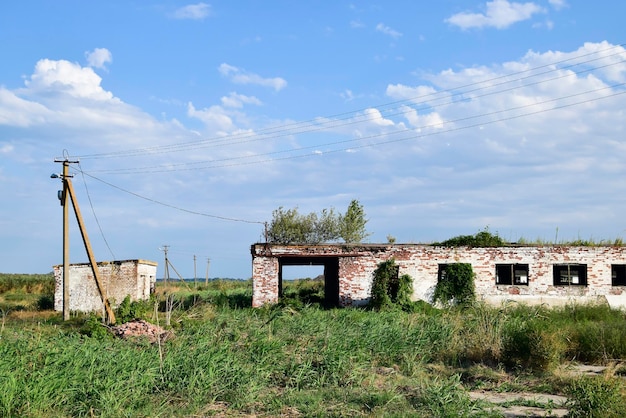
[278,257,340,308]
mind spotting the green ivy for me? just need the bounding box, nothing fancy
[433,263,475,307]
[369,259,414,310]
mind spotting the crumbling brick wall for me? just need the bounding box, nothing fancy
[53,259,157,313]
[251,244,626,307]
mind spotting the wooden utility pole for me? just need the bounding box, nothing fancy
[53,158,116,324]
[193,254,197,286]
[161,245,170,284]
[205,258,210,286]
[58,159,74,321]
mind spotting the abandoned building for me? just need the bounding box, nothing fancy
[251,244,626,308]
[53,259,157,313]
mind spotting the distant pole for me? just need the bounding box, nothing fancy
[205,258,210,285]
[193,254,197,286]
[161,245,170,284]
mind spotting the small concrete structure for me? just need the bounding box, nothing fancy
[53,259,157,313]
[251,244,626,308]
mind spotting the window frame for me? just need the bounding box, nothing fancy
[611,264,626,286]
[495,263,529,286]
[553,264,587,286]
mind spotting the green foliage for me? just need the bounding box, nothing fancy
[4,277,626,417]
[0,273,54,294]
[339,199,370,243]
[116,295,154,323]
[36,294,54,310]
[566,376,626,418]
[434,227,506,247]
[266,199,369,244]
[433,263,475,306]
[410,374,480,417]
[80,315,113,340]
[369,259,414,310]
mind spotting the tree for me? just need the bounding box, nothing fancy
[266,207,314,244]
[339,199,370,243]
[266,200,369,244]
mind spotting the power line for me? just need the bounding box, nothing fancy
[84,81,626,174]
[75,167,265,225]
[77,161,117,260]
[74,43,626,161]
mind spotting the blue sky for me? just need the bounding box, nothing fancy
[1,1,626,279]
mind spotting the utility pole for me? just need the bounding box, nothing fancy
[52,158,116,324]
[161,245,170,284]
[205,258,210,286]
[53,159,76,321]
[193,254,197,286]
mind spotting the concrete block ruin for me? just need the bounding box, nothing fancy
[53,259,157,313]
[251,244,626,308]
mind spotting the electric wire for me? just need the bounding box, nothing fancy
[77,161,117,260]
[74,167,265,225]
[66,86,626,226]
[60,43,626,224]
[74,43,626,160]
[85,81,626,174]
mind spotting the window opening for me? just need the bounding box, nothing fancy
[553,264,587,286]
[496,264,529,285]
[612,265,626,286]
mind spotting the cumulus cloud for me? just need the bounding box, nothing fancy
[445,0,545,29]
[376,23,402,38]
[85,48,112,69]
[24,59,114,101]
[173,3,211,20]
[218,63,287,91]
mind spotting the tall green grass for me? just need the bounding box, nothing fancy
[2,278,626,416]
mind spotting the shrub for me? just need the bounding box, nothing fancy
[433,228,505,247]
[116,295,153,323]
[566,376,626,418]
[79,315,113,340]
[36,294,54,310]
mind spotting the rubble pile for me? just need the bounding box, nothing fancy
[111,319,172,343]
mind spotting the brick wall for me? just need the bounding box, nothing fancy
[251,244,626,307]
[53,259,157,313]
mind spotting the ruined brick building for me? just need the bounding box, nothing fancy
[53,259,157,313]
[251,244,626,308]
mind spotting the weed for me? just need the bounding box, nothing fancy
[566,375,626,417]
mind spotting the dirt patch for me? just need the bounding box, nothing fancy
[470,391,568,417]
[111,319,172,344]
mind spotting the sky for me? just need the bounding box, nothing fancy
[1,1,626,280]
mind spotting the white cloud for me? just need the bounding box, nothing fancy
[24,59,114,101]
[376,23,402,38]
[173,3,211,20]
[85,48,112,70]
[187,102,235,132]
[548,0,568,10]
[350,20,365,29]
[386,84,440,102]
[0,143,14,154]
[218,63,287,91]
[220,92,262,109]
[445,0,545,29]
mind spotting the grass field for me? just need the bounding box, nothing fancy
[1,274,625,417]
